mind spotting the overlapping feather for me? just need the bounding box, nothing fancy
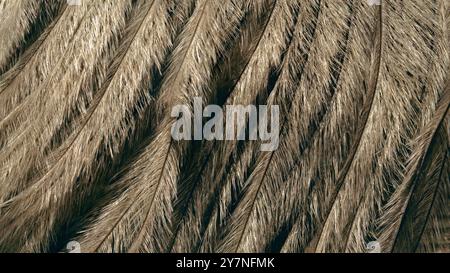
[0,0,448,253]
[0,0,62,75]
[76,0,245,253]
[171,0,301,253]
[0,0,186,252]
[304,0,449,253]
[0,0,133,205]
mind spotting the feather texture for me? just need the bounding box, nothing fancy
[0,0,448,253]
[0,0,62,75]
[292,0,449,253]
[0,2,79,121]
[216,0,358,253]
[415,157,450,253]
[377,88,449,253]
[344,0,450,253]
[76,0,245,253]
[0,0,184,252]
[280,0,377,253]
[0,0,133,204]
[170,0,301,253]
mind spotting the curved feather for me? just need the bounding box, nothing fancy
[302,0,448,253]
[215,0,360,253]
[74,0,245,253]
[281,2,381,253]
[0,2,82,121]
[0,0,188,252]
[0,0,62,75]
[168,0,303,253]
[377,88,449,253]
[0,0,133,204]
[415,157,450,253]
[0,0,448,254]
[0,2,89,153]
[279,2,377,253]
[344,0,450,252]
[258,0,379,253]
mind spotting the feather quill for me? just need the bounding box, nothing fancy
[299,0,448,253]
[0,0,188,252]
[0,0,62,75]
[169,0,303,253]
[0,0,133,204]
[377,88,449,253]
[74,0,245,253]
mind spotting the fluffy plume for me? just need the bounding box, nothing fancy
[0,0,448,253]
[171,0,301,253]
[0,0,186,252]
[76,0,245,253]
[377,89,449,253]
[0,0,133,204]
[0,0,62,75]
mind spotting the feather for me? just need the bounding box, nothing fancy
[279,1,378,253]
[0,0,187,252]
[415,158,450,253]
[215,0,362,253]
[74,0,245,253]
[0,0,62,75]
[0,0,448,254]
[0,0,133,204]
[0,2,89,153]
[264,0,377,253]
[0,1,79,121]
[344,0,450,253]
[415,116,450,253]
[298,2,381,253]
[296,0,448,253]
[168,0,302,253]
[377,88,449,253]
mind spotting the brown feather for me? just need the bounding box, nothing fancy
[0,0,448,254]
[75,0,245,253]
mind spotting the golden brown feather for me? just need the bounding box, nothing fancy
[0,0,448,254]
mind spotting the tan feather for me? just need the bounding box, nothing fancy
[377,88,449,253]
[0,0,132,204]
[345,0,450,252]
[169,0,302,253]
[300,0,448,253]
[0,0,187,252]
[215,0,363,253]
[0,2,80,121]
[0,0,448,254]
[75,0,245,253]
[415,157,450,253]
[0,0,62,75]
